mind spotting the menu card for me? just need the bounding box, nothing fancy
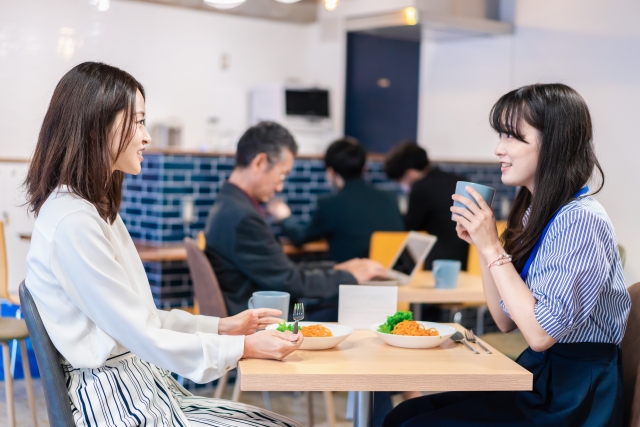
[338,285,398,330]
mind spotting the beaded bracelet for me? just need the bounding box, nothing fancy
[487,253,512,268]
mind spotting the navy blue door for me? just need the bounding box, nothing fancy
[344,33,420,154]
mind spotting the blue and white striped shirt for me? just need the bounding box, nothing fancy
[501,196,630,344]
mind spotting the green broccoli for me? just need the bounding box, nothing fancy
[276,322,294,332]
[378,311,413,334]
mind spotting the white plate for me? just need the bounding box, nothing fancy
[266,322,353,350]
[370,321,456,349]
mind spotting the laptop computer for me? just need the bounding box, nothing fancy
[365,231,438,285]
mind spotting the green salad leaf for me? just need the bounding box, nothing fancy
[378,310,413,334]
[276,322,294,332]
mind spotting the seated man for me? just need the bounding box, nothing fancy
[384,141,469,270]
[204,122,387,320]
[268,137,404,263]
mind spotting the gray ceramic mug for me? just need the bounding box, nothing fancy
[452,181,496,220]
[248,291,290,321]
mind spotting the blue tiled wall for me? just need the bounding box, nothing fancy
[120,153,516,308]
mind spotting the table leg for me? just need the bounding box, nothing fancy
[410,303,423,321]
[353,391,373,427]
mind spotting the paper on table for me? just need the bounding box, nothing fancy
[338,285,398,330]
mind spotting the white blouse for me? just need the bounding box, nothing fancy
[25,186,244,383]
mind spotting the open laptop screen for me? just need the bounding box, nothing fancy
[390,234,436,275]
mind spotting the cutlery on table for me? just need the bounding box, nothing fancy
[292,303,304,334]
[450,331,478,354]
[464,328,492,354]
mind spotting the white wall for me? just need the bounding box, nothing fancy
[0,162,32,295]
[418,0,640,284]
[0,0,310,157]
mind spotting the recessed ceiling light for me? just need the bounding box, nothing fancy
[203,0,246,10]
[324,0,338,11]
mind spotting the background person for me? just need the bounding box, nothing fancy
[204,122,387,321]
[384,141,469,270]
[268,137,404,263]
[384,84,630,427]
[24,62,303,427]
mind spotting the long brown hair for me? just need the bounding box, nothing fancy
[490,84,604,272]
[25,62,144,223]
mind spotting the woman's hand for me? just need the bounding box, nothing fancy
[450,186,503,259]
[243,330,303,360]
[218,309,283,335]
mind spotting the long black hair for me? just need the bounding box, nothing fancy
[490,83,604,272]
[25,62,144,223]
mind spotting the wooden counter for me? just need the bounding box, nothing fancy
[134,241,328,262]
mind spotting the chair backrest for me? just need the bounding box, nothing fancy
[466,220,508,276]
[620,244,627,269]
[184,236,228,318]
[18,281,75,427]
[369,231,409,268]
[0,220,9,300]
[622,281,640,427]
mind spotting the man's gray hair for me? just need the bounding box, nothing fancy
[235,121,298,168]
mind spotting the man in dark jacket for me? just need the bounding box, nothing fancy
[204,122,387,319]
[384,141,469,270]
[268,137,404,263]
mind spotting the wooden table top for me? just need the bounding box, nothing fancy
[239,324,532,392]
[398,271,486,304]
[133,241,329,262]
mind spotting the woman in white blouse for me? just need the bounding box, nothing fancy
[24,62,303,427]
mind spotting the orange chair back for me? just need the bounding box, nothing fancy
[466,220,507,276]
[369,231,409,268]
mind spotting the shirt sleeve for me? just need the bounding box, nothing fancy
[280,199,330,246]
[234,214,354,299]
[50,210,244,382]
[155,309,220,334]
[529,209,613,340]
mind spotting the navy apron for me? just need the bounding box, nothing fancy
[383,187,624,427]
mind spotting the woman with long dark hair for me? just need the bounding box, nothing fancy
[24,62,303,427]
[384,84,630,426]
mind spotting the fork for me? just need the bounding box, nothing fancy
[292,303,304,334]
[465,329,492,354]
[450,331,478,354]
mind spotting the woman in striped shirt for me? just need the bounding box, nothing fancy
[384,84,630,426]
[24,62,303,427]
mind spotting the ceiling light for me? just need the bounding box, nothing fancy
[273,0,302,3]
[404,7,417,25]
[203,0,246,10]
[324,0,338,11]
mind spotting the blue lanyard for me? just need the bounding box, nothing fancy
[519,186,589,281]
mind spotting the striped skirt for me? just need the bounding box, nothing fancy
[62,352,301,427]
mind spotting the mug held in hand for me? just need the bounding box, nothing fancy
[452,181,496,220]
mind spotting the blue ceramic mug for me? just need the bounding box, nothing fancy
[433,260,462,289]
[452,181,496,220]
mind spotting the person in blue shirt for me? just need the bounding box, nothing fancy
[384,83,630,427]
